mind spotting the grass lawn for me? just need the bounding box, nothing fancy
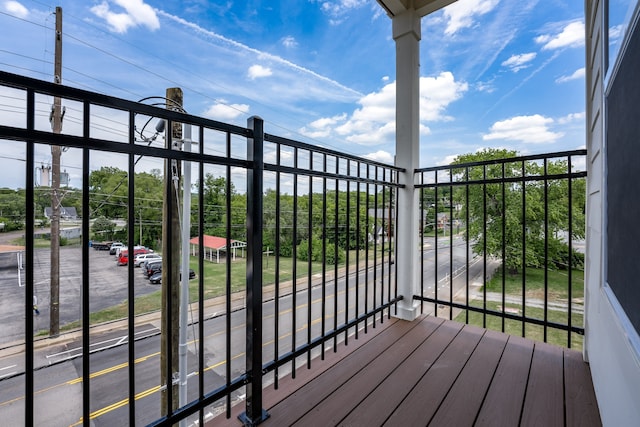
[61,247,388,332]
[455,300,584,350]
[482,266,584,302]
[459,266,585,349]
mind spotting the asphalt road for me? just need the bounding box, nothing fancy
[0,237,490,426]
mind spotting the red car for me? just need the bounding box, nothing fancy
[117,246,149,266]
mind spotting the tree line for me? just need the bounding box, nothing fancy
[1,148,584,273]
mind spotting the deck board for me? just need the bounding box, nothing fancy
[262,316,422,426]
[520,342,565,426]
[474,335,535,427]
[564,350,601,427]
[208,317,601,427]
[429,329,509,426]
[382,324,485,426]
[339,317,462,426]
[291,316,445,427]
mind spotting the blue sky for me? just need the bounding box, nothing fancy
[0,0,631,189]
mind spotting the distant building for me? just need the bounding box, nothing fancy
[189,235,246,263]
[44,206,78,220]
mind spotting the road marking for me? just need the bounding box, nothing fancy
[70,385,161,426]
[0,365,17,380]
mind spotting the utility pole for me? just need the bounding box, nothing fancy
[49,6,63,337]
[160,87,182,415]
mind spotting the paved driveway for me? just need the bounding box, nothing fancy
[0,245,160,346]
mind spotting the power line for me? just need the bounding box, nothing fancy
[1,5,370,159]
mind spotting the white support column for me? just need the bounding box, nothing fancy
[393,8,421,321]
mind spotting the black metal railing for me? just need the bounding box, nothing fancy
[0,71,400,426]
[415,150,587,349]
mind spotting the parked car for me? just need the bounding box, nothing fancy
[117,246,150,266]
[141,258,162,273]
[134,253,161,268]
[109,242,124,255]
[144,260,163,278]
[149,269,196,285]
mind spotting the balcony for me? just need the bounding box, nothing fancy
[0,70,605,426]
[212,316,599,427]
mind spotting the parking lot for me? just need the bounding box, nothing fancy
[0,245,161,346]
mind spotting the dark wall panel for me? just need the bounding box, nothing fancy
[606,15,640,334]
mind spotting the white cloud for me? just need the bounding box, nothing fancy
[363,150,394,164]
[4,1,28,18]
[91,0,160,33]
[501,52,536,72]
[475,80,495,93]
[535,21,584,50]
[203,101,250,121]
[319,0,367,25]
[442,0,500,36]
[420,72,469,122]
[557,112,585,125]
[437,154,459,166]
[609,24,624,40]
[159,10,363,100]
[247,64,273,80]
[556,67,585,83]
[483,114,563,143]
[300,72,466,146]
[299,114,347,139]
[281,35,298,48]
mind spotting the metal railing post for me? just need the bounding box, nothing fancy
[240,116,269,426]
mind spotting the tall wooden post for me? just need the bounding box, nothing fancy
[50,6,63,336]
[160,87,182,415]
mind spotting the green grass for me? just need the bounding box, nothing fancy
[59,249,386,332]
[483,266,584,301]
[457,266,585,349]
[455,300,584,350]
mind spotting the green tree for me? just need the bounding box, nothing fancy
[92,216,116,240]
[89,167,129,219]
[452,148,585,273]
[0,188,25,230]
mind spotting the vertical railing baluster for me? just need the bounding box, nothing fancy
[543,158,549,343]
[82,102,92,427]
[127,109,136,424]
[291,147,298,378]
[435,171,439,316]
[373,168,378,327]
[321,154,327,359]
[198,126,206,423]
[307,152,313,368]
[345,160,351,345]
[274,143,281,384]
[482,164,487,329]
[333,158,339,349]
[364,165,370,333]
[420,175,425,314]
[465,167,470,324]
[501,163,506,332]
[25,88,35,427]
[449,168,453,321]
[355,163,361,339]
[522,160,527,338]
[224,131,232,416]
[240,116,268,425]
[568,155,573,348]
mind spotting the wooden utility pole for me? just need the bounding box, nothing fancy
[50,6,63,337]
[160,87,182,414]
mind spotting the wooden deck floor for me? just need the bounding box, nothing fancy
[212,316,601,427]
